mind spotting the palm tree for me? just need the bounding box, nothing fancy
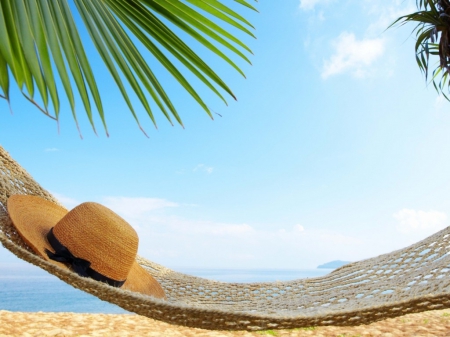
[0,0,256,136]
[391,0,450,100]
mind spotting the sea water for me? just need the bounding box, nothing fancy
[0,264,332,313]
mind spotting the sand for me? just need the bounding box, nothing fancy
[1,309,449,337]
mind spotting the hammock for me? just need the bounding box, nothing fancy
[0,145,449,331]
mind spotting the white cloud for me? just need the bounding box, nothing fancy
[131,211,363,269]
[144,215,255,237]
[435,95,446,110]
[431,95,450,118]
[394,209,448,234]
[50,192,79,210]
[363,0,416,36]
[48,194,179,217]
[44,148,59,152]
[194,164,213,174]
[322,32,385,79]
[36,193,372,269]
[299,0,335,11]
[102,196,178,220]
[299,0,322,10]
[302,0,412,79]
[294,224,305,232]
[207,223,254,236]
[48,193,362,269]
[317,11,325,21]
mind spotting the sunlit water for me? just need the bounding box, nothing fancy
[0,264,332,313]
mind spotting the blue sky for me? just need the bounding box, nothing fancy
[2,0,450,270]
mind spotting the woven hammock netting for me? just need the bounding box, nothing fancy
[1,145,450,331]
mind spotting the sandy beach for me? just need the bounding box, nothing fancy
[1,309,449,337]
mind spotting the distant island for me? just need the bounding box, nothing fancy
[317,260,351,269]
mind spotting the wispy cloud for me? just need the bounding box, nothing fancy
[435,95,446,110]
[102,196,178,221]
[302,0,412,79]
[294,224,305,232]
[363,0,416,36]
[322,32,385,79]
[44,193,373,269]
[431,95,450,119]
[49,192,79,210]
[44,148,59,152]
[299,0,323,10]
[394,209,448,235]
[299,0,335,11]
[150,216,255,236]
[105,199,363,268]
[194,164,214,174]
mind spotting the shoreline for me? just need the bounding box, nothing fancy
[1,309,450,336]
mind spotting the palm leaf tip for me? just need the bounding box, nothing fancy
[0,0,256,135]
[390,0,450,100]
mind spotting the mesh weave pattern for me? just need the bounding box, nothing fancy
[1,145,450,331]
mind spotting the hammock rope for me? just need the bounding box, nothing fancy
[0,145,450,331]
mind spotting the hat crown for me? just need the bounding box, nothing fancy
[53,202,138,282]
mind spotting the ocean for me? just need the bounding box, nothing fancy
[0,264,332,314]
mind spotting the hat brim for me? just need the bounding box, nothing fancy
[7,195,166,300]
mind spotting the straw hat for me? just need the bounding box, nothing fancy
[7,194,166,299]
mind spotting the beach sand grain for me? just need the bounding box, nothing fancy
[1,309,450,336]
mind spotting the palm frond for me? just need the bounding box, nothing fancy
[390,0,450,102]
[0,0,257,135]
